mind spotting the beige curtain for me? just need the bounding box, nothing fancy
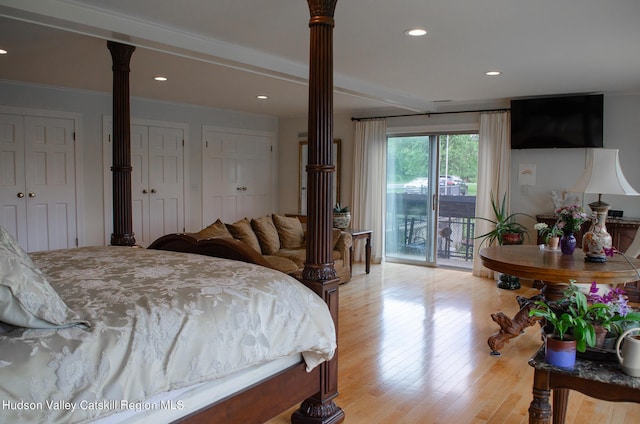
[351,119,387,263]
[472,111,512,278]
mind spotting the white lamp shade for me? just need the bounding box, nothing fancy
[569,149,639,195]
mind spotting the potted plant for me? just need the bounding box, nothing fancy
[475,192,531,247]
[475,192,531,289]
[554,204,589,254]
[529,283,640,367]
[332,203,351,229]
[529,285,596,367]
[534,221,564,249]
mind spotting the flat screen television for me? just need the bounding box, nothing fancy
[510,94,603,149]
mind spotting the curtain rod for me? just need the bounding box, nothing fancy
[351,107,510,121]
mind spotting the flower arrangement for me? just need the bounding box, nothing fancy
[585,281,640,334]
[534,222,564,243]
[555,204,589,233]
[529,281,640,352]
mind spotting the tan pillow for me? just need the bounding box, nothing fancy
[227,218,261,253]
[263,255,299,274]
[195,219,233,239]
[332,228,343,249]
[272,214,305,248]
[251,216,281,255]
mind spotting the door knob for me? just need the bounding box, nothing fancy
[151,189,157,194]
[17,192,24,198]
[143,189,148,194]
[28,192,36,198]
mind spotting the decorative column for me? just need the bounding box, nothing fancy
[107,41,136,246]
[293,1,344,423]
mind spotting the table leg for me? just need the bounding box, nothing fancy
[529,370,552,424]
[552,389,569,424]
[349,246,353,278]
[365,235,371,274]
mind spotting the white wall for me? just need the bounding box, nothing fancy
[511,93,640,233]
[0,80,278,246]
[278,94,640,244]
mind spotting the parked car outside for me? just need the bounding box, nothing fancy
[403,177,429,194]
[440,175,468,195]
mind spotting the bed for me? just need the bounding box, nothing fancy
[1,2,342,423]
[0,244,336,424]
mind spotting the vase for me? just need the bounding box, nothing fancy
[560,232,577,254]
[332,212,351,229]
[547,236,560,250]
[545,335,576,368]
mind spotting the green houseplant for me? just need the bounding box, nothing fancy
[475,192,531,290]
[529,283,640,367]
[475,192,531,247]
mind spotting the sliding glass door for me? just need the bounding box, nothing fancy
[386,135,438,264]
[386,133,478,268]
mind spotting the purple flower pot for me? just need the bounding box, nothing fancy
[545,336,576,368]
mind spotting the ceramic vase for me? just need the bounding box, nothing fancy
[332,212,351,229]
[560,232,577,254]
[547,236,560,250]
[545,335,576,368]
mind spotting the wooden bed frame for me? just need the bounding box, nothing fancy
[108,2,344,423]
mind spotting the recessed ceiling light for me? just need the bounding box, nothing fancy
[153,76,168,81]
[0,49,7,55]
[257,95,268,100]
[405,28,428,37]
[486,71,502,76]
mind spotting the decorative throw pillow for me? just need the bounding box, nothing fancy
[0,226,35,268]
[272,214,305,249]
[0,250,89,329]
[227,218,262,253]
[195,219,233,239]
[251,216,281,255]
[332,228,343,250]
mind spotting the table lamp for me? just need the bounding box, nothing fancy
[569,149,639,262]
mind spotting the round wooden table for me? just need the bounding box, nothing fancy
[480,245,640,292]
[480,245,640,355]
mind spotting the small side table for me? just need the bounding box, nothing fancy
[345,229,372,276]
[528,346,640,423]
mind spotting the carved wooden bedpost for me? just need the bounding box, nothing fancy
[293,1,344,423]
[107,41,136,246]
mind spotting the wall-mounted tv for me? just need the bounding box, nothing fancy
[510,94,603,149]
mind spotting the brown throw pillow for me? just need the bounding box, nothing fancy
[272,214,305,248]
[227,218,261,253]
[195,219,233,239]
[251,216,281,255]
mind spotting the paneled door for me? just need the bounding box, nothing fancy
[104,118,186,247]
[202,127,274,225]
[0,112,77,252]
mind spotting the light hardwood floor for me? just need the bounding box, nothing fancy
[267,262,640,424]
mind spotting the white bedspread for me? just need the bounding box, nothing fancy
[0,247,336,423]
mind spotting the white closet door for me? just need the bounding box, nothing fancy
[0,114,27,246]
[103,119,186,247]
[24,116,77,251]
[202,127,274,226]
[147,126,184,244]
[131,124,150,245]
